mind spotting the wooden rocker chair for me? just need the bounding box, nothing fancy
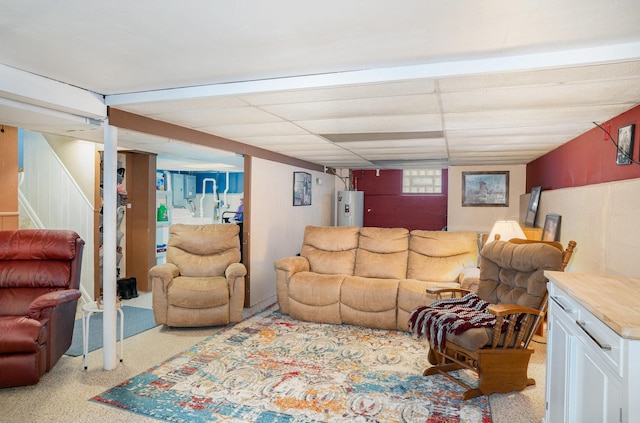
[409,239,576,400]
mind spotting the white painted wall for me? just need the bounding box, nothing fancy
[520,179,640,277]
[20,131,95,301]
[249,158,335,306]
[447,165,527,233]
[45,135,97,206]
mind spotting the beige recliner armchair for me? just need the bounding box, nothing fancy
[149,224,246,327]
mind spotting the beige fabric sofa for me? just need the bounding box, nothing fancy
[149,224,246,327]
[274,225,479,331]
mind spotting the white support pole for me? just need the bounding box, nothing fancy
[102,119,118,370]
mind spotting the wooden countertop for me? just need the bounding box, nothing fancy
[545,271,640,340]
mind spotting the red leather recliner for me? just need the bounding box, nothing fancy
[0,229,84,388]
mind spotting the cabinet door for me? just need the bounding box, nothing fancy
[546,304,572,423]
[571,341,622,423]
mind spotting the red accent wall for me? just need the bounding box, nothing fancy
[527,105,640,191]
[352,169,448,231]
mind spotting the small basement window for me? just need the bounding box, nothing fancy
[402,169,442,193]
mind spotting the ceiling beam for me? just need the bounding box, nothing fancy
[108,108,325,173]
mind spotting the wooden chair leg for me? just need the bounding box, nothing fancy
[476,348,535,396]
[423,362,463,376]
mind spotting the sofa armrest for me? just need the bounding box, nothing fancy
[148,263,180,293]
[274,256,309,315]
[274,256,309,275]
[27,289,81,319]
[459,267,480,292]
[226,262,247,295]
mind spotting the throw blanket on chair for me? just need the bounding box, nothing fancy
[408,293,496,352]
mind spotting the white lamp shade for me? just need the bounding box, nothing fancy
[486,220,526,243]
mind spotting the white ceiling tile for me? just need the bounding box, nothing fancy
[297,114,443,134]
[116,96,249,115]
[259,94,440,121]
[154,106,283,127]
[444,104,634,130]
[240,79,436,106]
[440,78,640,113]
[438,62,640,92]
[201,122,309,138]
[331,138,445,149]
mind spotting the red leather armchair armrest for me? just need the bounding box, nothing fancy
[28,289,81,319]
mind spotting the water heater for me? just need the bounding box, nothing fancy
[337,190,364,227]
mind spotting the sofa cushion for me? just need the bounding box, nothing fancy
[341,276,399,330]
[407,231,478,282]
[289,272,345,324]
[300,226,360,275]
[354,227,408,279]
[289,272,345,307]
[168,276,229,309]
[167,224,240,277]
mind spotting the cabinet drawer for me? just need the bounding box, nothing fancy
[573,302,623,377]
[549,285,623,377]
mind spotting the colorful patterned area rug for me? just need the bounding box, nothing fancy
[92,305,492,422]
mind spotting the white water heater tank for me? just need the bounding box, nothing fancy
[337,190,364,227]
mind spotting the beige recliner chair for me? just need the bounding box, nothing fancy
[149,224,246,327]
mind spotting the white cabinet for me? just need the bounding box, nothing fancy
[544,273,640,423]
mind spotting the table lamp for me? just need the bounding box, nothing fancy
[486,220,526,243]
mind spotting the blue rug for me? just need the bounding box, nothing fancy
[92,305,492,422]
[65,305,158,357]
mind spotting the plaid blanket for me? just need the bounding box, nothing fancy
[408,293,496,352]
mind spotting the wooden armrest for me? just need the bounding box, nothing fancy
[426,287,471,299]
[487,303,544,317]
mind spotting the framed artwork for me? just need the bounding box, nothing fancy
[462,171,509,207]
[293,171,312,206]
[525,186,542,227]
[542,214,561,241]
[616,124,635,165]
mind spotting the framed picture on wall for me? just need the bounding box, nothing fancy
[525,186,542,227]
[293,171,312,206]
[616,124,635,165]
[461,171,509,207]
[542,214,561,241]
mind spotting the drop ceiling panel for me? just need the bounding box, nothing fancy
[438,62,640,92]
[239,79,437,106]
[234,134,330,147]
[327,138,445,149]
[444,104,632,130]
[260,94,440,121]
[297,114,443,134]
[116,96,249,115]
[200,121,310,138]
[152,106,284,128]
[441,79,640,112]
